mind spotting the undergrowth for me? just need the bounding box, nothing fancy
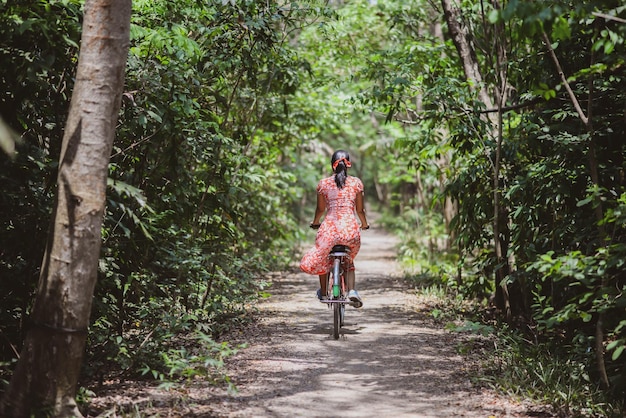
[77,324,246,415]
[412,278,624,417]
[474,330,620,418]
[380,209,625,417]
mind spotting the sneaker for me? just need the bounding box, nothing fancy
[316,288,325,301]
[347,289,363,308]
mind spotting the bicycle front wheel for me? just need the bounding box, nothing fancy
[340,302,345,327]
[333,302,341,339]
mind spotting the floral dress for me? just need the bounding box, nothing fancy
[300,175,363,275]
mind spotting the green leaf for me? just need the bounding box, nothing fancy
[488,9,500,24]
[552,16,571,41]
[107,178,151,210]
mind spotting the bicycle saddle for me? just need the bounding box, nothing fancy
[330,245,350,254]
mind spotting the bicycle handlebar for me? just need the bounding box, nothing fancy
[309,223,370,230]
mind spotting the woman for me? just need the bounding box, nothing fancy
[300,150,370,307]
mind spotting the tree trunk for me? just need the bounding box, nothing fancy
[0,1,131,416]
[441,0,513,315]
[438,153,456,250]
[493,103,512,319]
[491,0,513,318]
[440,0,494,112]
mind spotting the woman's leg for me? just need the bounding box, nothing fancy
[345,269,355,290]
[345,264,362,307]
[319,274,327,295]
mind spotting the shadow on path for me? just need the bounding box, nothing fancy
[207,227,543,418]
[86,225,549,418]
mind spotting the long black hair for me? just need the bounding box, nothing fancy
[331,150,351,189]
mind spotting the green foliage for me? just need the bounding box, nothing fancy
[0,0,82,362]
[334,0,626,409]
[291,0,440,219]
[481,330,620,417]
[139,331,242,391]
[2,0,626,411]
[0,0,330,387]
[415,287,623,415]
[525,192,626,393]
[436,302,623,416]
[86,0,322,378]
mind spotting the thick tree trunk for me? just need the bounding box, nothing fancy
[0,1,131,416]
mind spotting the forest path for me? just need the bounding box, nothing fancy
[88,224,550,417]
[196,225,546,417]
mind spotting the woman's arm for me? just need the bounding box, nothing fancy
[355,191,369,229]
[311,192,326,225]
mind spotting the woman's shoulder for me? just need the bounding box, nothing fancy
[318,176,335,185]
[347,176,363,190]
[347,176,363,185]
[317,176,335,191]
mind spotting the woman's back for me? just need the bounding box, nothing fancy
[318,175,363,220]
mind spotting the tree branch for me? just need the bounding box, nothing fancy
[541,31,590,127]
[592,12,626,24]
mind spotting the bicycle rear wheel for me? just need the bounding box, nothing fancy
[333,302,340,339]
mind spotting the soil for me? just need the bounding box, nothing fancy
[86,225,555,417]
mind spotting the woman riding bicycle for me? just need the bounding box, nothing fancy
[300,150,370,308]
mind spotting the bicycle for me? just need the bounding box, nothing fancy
[310,224,366,339]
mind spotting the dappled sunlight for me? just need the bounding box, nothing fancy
[207,228,535,418]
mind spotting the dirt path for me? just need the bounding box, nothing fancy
[88,225,551,417]
[210,227,541,418]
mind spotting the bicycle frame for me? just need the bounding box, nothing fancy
[327,246,349,301]
[322,246,350,304]
[324,245,351,339]
[308,223,368,339]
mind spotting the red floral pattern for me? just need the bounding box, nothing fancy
[300,175,364,275]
